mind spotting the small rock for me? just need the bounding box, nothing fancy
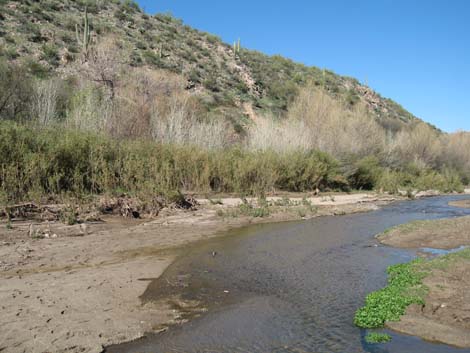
[79,223,88,235]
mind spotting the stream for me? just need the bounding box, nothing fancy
[110,195,470,353]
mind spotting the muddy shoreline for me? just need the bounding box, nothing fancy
[377,202,470,348]
[0,192,398,353]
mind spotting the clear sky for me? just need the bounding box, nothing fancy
[136,0,469,132]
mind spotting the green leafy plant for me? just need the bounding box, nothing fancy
[354,259,427,329]
[238,198,270,218]
[365,332,391,344]
[60,206,78,226]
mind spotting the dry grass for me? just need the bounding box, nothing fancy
[443,131,470,179]
[31,78,61,125]
[247,83,385,158]
[389,122,443,168]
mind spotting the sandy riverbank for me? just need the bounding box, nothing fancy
[0,192,397,353]
[449,199,470,209]
[376,208,470,348]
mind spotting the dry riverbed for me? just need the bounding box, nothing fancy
[376,206,470,348]
[0,192,396,353]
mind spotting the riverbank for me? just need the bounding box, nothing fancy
[0,192,396,353]
[375,212,470,348]
[449,199,470,209]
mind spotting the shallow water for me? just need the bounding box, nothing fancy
[110,195,470,353]
[420,245,467,256]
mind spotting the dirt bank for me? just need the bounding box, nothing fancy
[377,217,470,347]
[449,199,470,209]
[377,216,470,249]
[0,192,396,353]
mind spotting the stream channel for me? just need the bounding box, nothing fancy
[110,195,470,353]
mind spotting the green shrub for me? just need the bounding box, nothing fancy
[376,169,402,194]
[41,44,59,66]
[0,59,34,121]
[0,123,343,203]
[347,156,383,190]
[238,199,270,218]
[275,150,340,192]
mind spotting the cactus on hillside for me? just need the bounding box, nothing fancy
[75,7,91,59]
[233,38,241,56]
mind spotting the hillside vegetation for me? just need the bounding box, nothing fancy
[0,0,421,128]
[0,0,469,205]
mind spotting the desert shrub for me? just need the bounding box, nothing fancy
[22,58,50,78]
[287,83,385,158]
[0,123,344,202]
[413,169,463,193]
[0,59,34,121]
[346,156,384,190]
[375,169,403,194]
[246,117,312,152]
[442,132,470,183]
[275,150,340,192]
[41,44,60,66]
[30,78,62,125]
[66,84,113,132]
[389,122,442,169]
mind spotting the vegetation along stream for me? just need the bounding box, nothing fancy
[110,195,470,353]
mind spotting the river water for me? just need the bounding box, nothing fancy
[110,195,470,353]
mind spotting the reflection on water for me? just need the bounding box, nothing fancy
[109,196,470,353]
[420,245,467,256]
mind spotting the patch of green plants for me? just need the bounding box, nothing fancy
[238,198,270,218]
[354,259,428,329]
[0,123,344,204]
[60,206,78,226]
[273,197,292,207]
[365,332,391,344]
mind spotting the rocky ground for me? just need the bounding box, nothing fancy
[377,202,470,348]
[0,192,396,353]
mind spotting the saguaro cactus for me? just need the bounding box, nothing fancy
[233,38,241,56]
[76,7,91,59]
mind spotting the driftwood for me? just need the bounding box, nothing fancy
[1,203,64,221]
[2,203,39,220]
[1,194,199,222]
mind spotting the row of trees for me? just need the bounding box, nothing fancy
[1,36,469,192]
[247,83,470,186]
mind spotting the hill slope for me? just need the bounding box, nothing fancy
[0,0,422,131]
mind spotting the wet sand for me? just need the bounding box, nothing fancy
[449,199,470,209]
[377,216,470,249]
[0,192,394,353]
[377,212,470,348]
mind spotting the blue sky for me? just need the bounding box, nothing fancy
[136,0,469,132]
